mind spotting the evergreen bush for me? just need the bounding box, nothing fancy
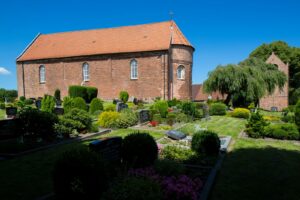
[119,91,129,103]
[98,111,120,128]
[152,100,168,118]
[191,130,220,155]
[41,95,55,113]
[231,108,250,119]
[209,103,227,115]
[71,97,87,111]
[89,98,103,114]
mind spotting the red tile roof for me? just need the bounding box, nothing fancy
[17,21,193,61]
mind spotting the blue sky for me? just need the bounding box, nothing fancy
[0,0,299,90]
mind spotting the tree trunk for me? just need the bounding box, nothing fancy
[224,94,232,106]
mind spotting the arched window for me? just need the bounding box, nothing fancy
[39,65,45,83]
[82,62,90,81]
[130,59,138,79]
[177,65,185,79]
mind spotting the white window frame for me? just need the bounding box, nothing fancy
[177,65,185,80]
[39,65,46,83]
[130,59,138,79]
[82,62,90,81]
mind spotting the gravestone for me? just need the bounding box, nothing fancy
[5,107,17,118]
[133,98,138,105]
[166,130,186,140]
[35,99,42,110]
[271,106,278,112]
[116,102,128,112]
[54,107,64,115]
[89,137,122,163]
[138,109,150,123]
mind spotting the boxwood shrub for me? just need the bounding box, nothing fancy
[209,103,227,115]
[191,130,220,156]
[115,109,138,128]
[53,148,108,200]
[89,98,103,114]
[71,97,87,111]
[122,132,158,168]
[119,91,129,103]
[231,108,250,119]
[69,85,98,103]
[265,123,299,140]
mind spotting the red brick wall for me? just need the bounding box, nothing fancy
[259,53,289,111]
[170,45,193,100]
[17,50,188,101]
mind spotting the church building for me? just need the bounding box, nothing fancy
[16,21,194,101]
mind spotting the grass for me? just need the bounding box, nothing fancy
[178,116,247,138]
[259,110,283,117]
[0,109,5,120]
[100,128,164,140]
[210,138,300,200]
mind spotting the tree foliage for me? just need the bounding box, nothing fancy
[203,58,287,106]
[249,41,300,104]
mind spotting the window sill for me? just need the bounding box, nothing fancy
[130,78,138,80]
[177,78,185,81]
[40,82,46,84]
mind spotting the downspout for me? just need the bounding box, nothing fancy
[163,54,166,100]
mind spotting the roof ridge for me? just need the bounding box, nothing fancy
[43,20,173,36]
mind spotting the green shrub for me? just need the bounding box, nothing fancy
[209,103,227,115]
[69,85,87,100]
[98,111,120,128]
[0,103,4,109]
[231,108,250,119]
[54,89,61,101]
[104,104,116,111]
[152,100,168,118]
[245,112,269,138]
[71,97,87,111]
[176,113,189,123]
[265,123,299,140]
[19,107,58,140]
[167,98,180,107]
[195,102,206,109]
[282,112,295,123]
[19,96,26,101]
[295,100,300,129]
[89,98,103,114]
[115,109,138,128]
[86,87,98,103]
[154,159,185,176]
[24,99,33,105]
[102,177,162,200]
[152,113,162,123]
[64,108,92,132]
[160,145,195,162]
[191,130,220,155]
[62,96,73,113]
[166,112,176,126]
[54,117,84,137]
[181,101,197,116]
[41,95,55,113]
[122,132,158,168]
[119,91,129,103]
[53,148,108,200]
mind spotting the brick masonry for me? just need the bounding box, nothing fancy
[259,52,289,111]
[17,46,194,101]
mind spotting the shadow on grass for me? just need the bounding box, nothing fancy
[0,140,90,200]
[210,147,300,200]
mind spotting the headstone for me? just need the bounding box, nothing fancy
[138,109,150,123]
[133,98,138,105]
[35,99,42,110]
[89,137,122,163]
[116,102,128,112]
[55,99,62,106]
[54,107,64,115]
[271,107,278,112]
[166,130,186,140]
[5,107,17,118]
[128,96,135,102]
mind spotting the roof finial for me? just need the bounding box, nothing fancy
[169,11,174,21]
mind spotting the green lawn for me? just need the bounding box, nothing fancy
[210,138,300,200]
[178,116,247,138]
[0,109,5,120]
[259,110,283,117]
[0,129,163,199]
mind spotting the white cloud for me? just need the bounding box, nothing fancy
[0,67,11,75]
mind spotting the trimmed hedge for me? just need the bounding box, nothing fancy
[119,91,129,103]
[209,103,227,115]
[68,85,98,103]
[89,98,103,114]
[231,108,250,119]
[72,97,87,111]
[265,123,299,140]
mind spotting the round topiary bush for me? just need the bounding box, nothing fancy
[53,148,108,200]
[89,98,103,114]
[191,130,220,155]
[231,108,250,119]
[98,111,120,128]
[122,132,158,168]
[119,91,129,103]
[102,177,162,200]
[72,97,87,111]
[209,103,227,116]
